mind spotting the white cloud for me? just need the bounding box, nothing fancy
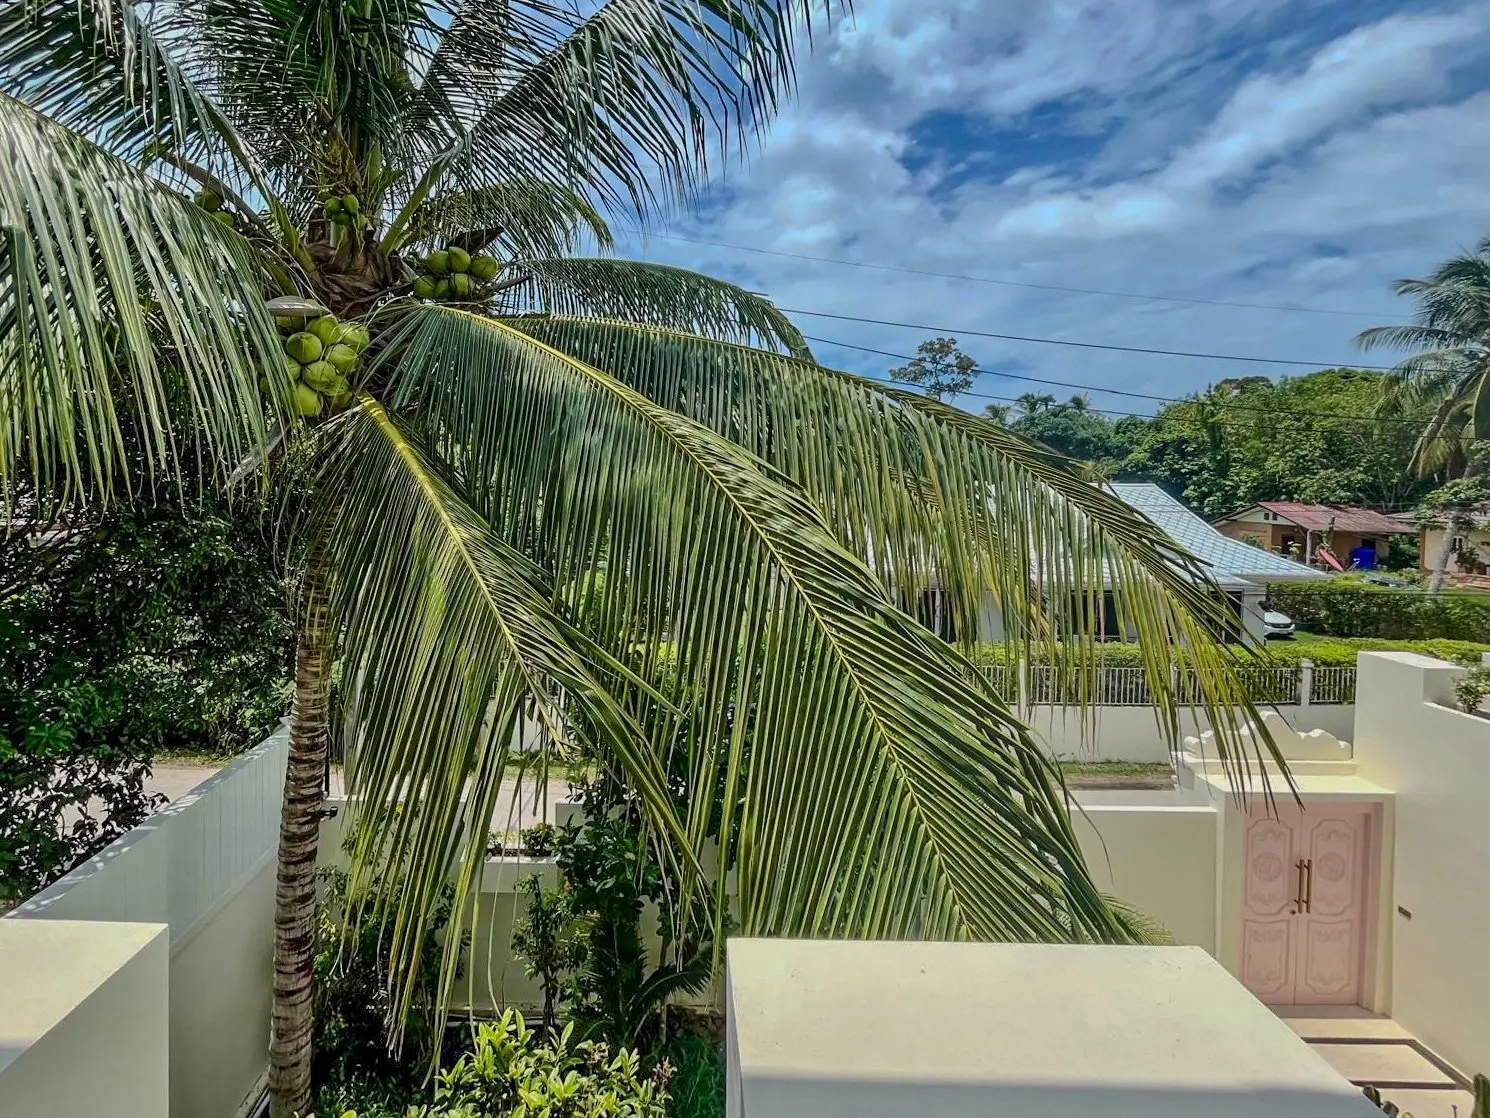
[620,3,1490,409]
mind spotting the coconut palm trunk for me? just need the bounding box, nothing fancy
[1428,517,1458,595]
[270,553,333,1118]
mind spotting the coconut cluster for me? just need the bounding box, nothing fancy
[321,191,368,231]
[410,245,501,301]
[264,312,368,417]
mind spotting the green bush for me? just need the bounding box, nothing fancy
[972,637,1490,670]
[410,1010,669,1118]
[652,1034,724,1118]
[1266,581,1490,642]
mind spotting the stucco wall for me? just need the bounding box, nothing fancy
[1352,652,1490,1076]
[1028,703,1355,762]
[1069,802,1218,951]
[8,729,287,1118]
[0,920,169,1118]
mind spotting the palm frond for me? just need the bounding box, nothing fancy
[507,315,1282,781]
[0,93,282,509]
[395,180,614,260]
[374,302,1129,950]
[318,396,686,1029]
[511,259,812,357]
[444,0,832,225]
[1355,324,1470,353]
[0,0,228,165]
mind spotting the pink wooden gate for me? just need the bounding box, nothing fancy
[1240,804,1374,1005]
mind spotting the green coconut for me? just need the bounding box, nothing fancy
[336,323,371,350]
[324,343,358,374]
[307,315,341,346]
[447,246,472,273]
[194,190,221,212]
[274,315,300,333]
[286,357,303,381]
[284,331,323,364]
[449,272,473,298]
[324,196,343,215]
[292,383,323,417]
[470,256,500,282]
[413,276,437,300]
[341,193,360,215]
[426,249,451,275]
[259,376,273,395]
[434,277,452,299]
[301,360,339,391]
[211,211,235,227]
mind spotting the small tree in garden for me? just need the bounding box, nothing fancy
[511,873,584,1037]
[889,336,980,401]
[4,4,1277,1116]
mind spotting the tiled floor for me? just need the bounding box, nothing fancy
[1276,1007,1473,1118]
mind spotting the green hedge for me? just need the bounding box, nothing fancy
[972,636,1490,669]
[1265,581,1490,642]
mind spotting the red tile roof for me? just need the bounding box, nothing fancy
[1251,502,1414,534]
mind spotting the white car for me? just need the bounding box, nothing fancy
[1262,609,1296,640]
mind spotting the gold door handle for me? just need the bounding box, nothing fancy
[1301,858,1313,914]
[1293,859,1308,914]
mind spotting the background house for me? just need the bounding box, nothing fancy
[1212,503,1413,569]
[1392,507,1490,579]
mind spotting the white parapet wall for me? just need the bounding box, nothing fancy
[1352,651,1490,1078]
[1069,800,1219,951]
[7,727,289,1118]
[0,920,169,1118]
[725,939,1376,1118]
[1025,703,1356,763]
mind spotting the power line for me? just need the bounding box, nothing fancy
[807,334,1418,426]
[620,228,1401,319]
[789,308,1397,371]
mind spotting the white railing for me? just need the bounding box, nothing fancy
[984,660,1353,709]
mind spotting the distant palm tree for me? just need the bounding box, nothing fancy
[1066,393,1092,411]
[1358,238,1490,592]
[1016,392,1057,415]
[982,403,1012,425]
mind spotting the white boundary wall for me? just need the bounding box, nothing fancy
[1027,703,1355,762]
[7,727,288,1118]
[1352,652,1490,1078]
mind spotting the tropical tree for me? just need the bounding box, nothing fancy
[889,335,979,401]
[2,3,1276,1116]
[981,403,1012,425]
[1016,391,1057,415]
[1358,240,1490,592]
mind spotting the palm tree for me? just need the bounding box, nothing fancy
[982,403,1012,425]
[1358,239,1490,593]
[2,4,1275,1115]
[1066,393,1092,412]
[1016,391,1057,415]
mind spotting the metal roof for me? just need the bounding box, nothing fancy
[1240,502,1413,535]
[1111,484,1327,585]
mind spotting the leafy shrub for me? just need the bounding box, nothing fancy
[521,822,557,857]
[410,1010,669,1118]
[1266,581,1490,642]
[312,866,467,1113]
[511,872,585,1035]
[651,1034,724,1118]
[1454,667,1490,713]
[0,494,294,901]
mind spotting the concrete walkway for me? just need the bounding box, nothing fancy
[1277,1007,1473,1118]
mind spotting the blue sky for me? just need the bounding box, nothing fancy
[613,0,1490,416]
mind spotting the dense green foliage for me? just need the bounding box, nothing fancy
[312,864,467,1116]
[968,362,1437,520]
[1265,582,1490,642]
[0,496,293,901]
[415,1012,669,1118]
[974,636,1489,670]
[1119,370,1430,518]
[651,1034,725,1118]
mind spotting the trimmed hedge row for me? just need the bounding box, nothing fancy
[1265,581,1490,643]
[973,636,1490,669]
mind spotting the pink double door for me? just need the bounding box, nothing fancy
[1240,804,1376,1006]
